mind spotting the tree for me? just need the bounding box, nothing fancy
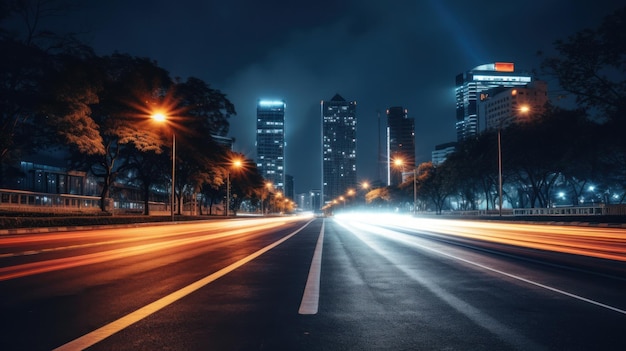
[44,53,173,211]
[541,6,626,122]
[0,38,50,185]
[160,77,235,215]
[0,0,88,186]
[414,162,453,214]
[122,147,170,215]
[541,6,626,201]
[223,153,264,216]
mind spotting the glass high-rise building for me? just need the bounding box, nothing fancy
[387,106,415,186]
[455,62,532,141]
[321,94,357,207]
[256,100,286,191]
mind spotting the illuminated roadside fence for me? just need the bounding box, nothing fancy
[0,188,100,212]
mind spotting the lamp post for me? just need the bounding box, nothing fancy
[360,181,370,208]
[393,157,405,184]
[497,104,530,216]
[498,126,502,217]
[226,158,243,217]
[394,157,417,214]
[262,182,272,215]
[152,112,175,221]
[413,168,417,215]
[226,170,230,217]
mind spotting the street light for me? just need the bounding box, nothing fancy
[497,104,531,216]
[413,167,417,215]
[152,112,175,221]
[394,157,417,214]
[498,125,503,217]
[226,158,242,217]
[393,157,405,185]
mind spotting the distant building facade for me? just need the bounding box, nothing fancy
[432,142,457,166]
[321,94,357,207]
[386,106,415,186]
[296,189,321,211]
[480,80,548,130]
[455,62,532,141]
[256,100,286,191]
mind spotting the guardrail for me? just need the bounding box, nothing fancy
[432,204,626,217]
[0,189,200,215]
[0,188,101,213]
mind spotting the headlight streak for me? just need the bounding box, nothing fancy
[335,213,626,262]
[333,218,545,350]
[333,216,626,317]
[0,218,301,281]
[0,218,294,259]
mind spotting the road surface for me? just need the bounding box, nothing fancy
[1,214,625,350]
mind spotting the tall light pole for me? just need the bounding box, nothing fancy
[394,157,416,213]
[393,157,405,184]
[226,158,242,217]
[226,170,230,217]
[361,181,370,208]
[498,126,502,217]
[497,104,530,216]
[413,167,417,215]
[152,112,175,221]
[262,182,272,215]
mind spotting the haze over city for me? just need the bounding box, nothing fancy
[55,0,624,194]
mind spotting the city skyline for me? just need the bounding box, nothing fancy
[47,1,624,194]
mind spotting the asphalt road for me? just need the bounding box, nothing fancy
[0,214,625,350]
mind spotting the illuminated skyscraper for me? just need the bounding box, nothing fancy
[321,94,357,207]
[256,100,285,191]
[455,62,532,141]
[386,106,415,186]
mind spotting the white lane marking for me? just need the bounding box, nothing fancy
[53,219,313,351]
[344,219,626,316]
[299,220,325,315]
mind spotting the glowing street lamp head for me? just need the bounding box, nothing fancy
[152,112,167,122]
[519,105,530,114]
[394,158,404,167]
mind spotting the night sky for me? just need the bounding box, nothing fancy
[59,0,623,195]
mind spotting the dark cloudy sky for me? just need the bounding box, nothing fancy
[63,0,623,194]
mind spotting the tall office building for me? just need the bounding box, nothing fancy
[321,94,357,207]
[256,100,286,191]
[387,106,415,186]
[455,62,532,141]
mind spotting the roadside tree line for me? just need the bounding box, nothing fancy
[366,7,626,213]
[0,0,278,215]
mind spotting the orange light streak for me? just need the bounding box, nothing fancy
[0,217,303,281]
[338,214,626,262]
